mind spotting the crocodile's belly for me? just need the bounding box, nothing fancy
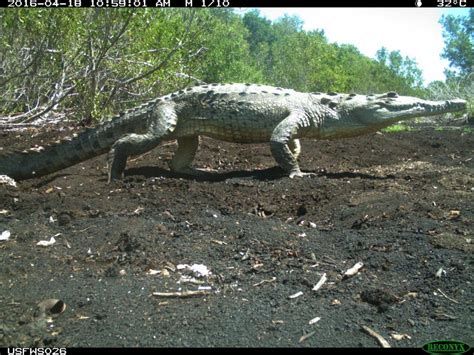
[174,118,276,143]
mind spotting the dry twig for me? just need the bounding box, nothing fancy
[152,290,210,298]
[436,288,460,304]
[360,324,391,348]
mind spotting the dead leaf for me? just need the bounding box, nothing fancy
[448,210,461,219]
[391,333,411,341]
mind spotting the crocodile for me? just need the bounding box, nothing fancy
[0,83,467,182]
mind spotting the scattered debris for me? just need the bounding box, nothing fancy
[343,261,364,278]
[289,291,303,299]
[360,324,391,348]
[435,267,446,278]
[36,236,56,246]
[0,230,11,241]
[253,277,276,287]
[0,175,17,187]
[178,276,205,284]
[45,187,54,194]
[391,333,411,341]
[240,249,250,261]
[299,331,316,343]
[351,215,370,229]
[312,273,327,291]
[146,269,161,275]
[162,210,176,221]
[176,264,211,277]
[436,288,459,304]
[433,312,458,320]
[447,209,461,219]
[152,290,210,298]
[30,146,45,152]
[308,317,321,325]
[211,239,228,245]
[331,299,341,306]
[36,299,67,316]
[75,314,90,320]
[131,207,145,216]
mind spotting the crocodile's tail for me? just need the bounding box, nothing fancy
[0,115,143,181]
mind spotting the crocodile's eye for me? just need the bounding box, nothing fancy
[386,92,398,98]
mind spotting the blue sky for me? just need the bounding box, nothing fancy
[238,8,470,86]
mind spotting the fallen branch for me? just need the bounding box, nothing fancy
[299,331,316,343]
[14,84,76,124]
[253,277,276,287]
[152,290,210,298]
[360,324,391,348]
[436,288,459,304]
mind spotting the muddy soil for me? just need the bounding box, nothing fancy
[0,124,473,347]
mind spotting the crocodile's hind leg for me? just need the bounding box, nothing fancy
[107,104,178,182]
[107,132,163,182]
[169,136,202,175]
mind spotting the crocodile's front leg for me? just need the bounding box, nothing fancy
[270,111,313,178]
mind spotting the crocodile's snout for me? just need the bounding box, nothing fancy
[447,99,467,110]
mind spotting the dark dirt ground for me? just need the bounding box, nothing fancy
[0,123,473,348]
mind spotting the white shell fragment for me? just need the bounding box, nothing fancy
[312,273,327,291]
[0,175,17,187]
[289,291,303,299]
[36,236,56,246]
[391,333,412,341]
[435,267,446,278]
[177,264,211,277]
[343,262,364,278]
[30,146,45,152]
[309,317,321,325]
[0,230,11,241]
[37,299,67,315]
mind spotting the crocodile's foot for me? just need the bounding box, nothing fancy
[107,152,127,183]
[107,168,125,183]
[289,171,317,179]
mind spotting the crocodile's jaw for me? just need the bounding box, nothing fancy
[357,96,466,122]
[318,93,467,138]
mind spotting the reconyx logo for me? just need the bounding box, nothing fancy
[422,340,471,354]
